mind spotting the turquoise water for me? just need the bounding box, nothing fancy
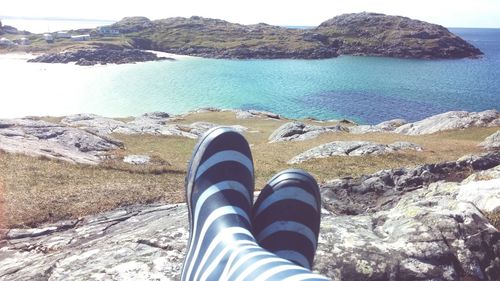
[1,28,499,123]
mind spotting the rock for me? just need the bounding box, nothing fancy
[269,122,348,143]
[28,47,172,66]
[479,130,500,151]
[123,155,151,165]
[1,160,499,281]
[0,118,123,165]
[350,119,407,134]
[179,122,247,137]
[0,204,188,281]
[235,110,281,120]
[317,174,500,280]
[235,111,255,119]
[394,110,500,135]
[320,152,500,215]
[62,114,128,135]
[388,141,424,151]
[288,141,423,164]
[142,112,170,119]
[62,113,245,139]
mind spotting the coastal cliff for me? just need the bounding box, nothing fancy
[116,13,481,59]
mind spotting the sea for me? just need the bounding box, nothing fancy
[1,18,499,124]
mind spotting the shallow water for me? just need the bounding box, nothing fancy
[1,28,499,124]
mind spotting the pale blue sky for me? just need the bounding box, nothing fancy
[2,0,500,28]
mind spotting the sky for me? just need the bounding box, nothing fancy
[1,0,500,28]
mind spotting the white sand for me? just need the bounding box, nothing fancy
[0,52,37,60]
[147,50,198,60]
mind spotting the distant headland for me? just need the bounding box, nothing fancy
[0,12,483,64]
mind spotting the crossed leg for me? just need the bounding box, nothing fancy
[181,127,330,281]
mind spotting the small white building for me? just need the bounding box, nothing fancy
[71,34,91,41]
[43,33,54,43]
[56,31,71,38]
[0,37,14,46]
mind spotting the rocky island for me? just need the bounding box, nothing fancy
[27,45,172,66]
[2,12,482,64]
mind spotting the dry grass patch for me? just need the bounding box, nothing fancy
[485,211,500,231]
[1,151,184,228]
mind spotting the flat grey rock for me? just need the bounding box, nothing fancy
[123,155,151,165]
[234,109,282,120]
[479,130,500,151]
[349,119,407,134]
[269,122,348,143]
[0,118,123,164]
[395,110,500,135]
[62,114,246,139]
[1,157,499,281]
[288,141,423,164]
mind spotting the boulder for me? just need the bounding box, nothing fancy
[269,122,348,142]
[1,160,499,281]
[123,155,151,165]
[288,141,423,164]
[394,110,500,135]
[349,119,407,134]
[0,118,123,165]
[479,130,500,151]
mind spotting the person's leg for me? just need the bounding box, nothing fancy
[252,169,321,270]
[181,127,329,281]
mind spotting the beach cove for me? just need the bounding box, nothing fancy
[1,28,499,123]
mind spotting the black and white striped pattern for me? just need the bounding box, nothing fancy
[252,169,322,270]
[181,127,329,281]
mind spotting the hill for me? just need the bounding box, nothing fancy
[109,13,481,59]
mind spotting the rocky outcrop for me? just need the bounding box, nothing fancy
[28,47,172,66]
[321,152,500,215]
[61,113,247,138]
[317,166,500,280]
[1,157,499,281]
[0,20,30,35]
[394,110,500,135]
[269,122,348,142]
[479,130,500,151]
[234,109,281,120]
[0,118,123,165]
[288,141,423,164]
[0,204,189,280]
[349,119,407,134]
[316,12,483,59]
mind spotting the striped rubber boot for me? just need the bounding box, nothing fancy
[252,169,322,270]
[181,128,329,281]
